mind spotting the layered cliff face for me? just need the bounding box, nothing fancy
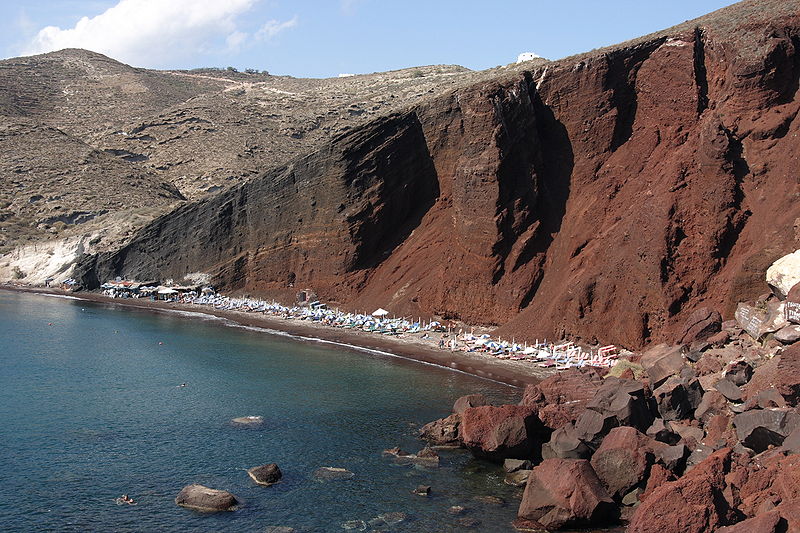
[77,0,800,348]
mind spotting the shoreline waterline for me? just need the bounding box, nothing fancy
[1,286,550,387]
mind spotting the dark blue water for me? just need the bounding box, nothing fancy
[0,291,521,532]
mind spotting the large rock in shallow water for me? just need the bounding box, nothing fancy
[515,458,616,530]
[419,413,460,445]
[627,448,734,533]
[175,484,238,512]
[247,463,282,486]
[460,405,545,462]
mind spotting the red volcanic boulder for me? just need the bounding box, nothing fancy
[453,394,487,414]
[739,454,800,517]
[773,498,800,532]
[460,405,545,462]
[716,511,784,533]
[519,368,604,430]
[639,463,675,502]
[744,357,780,401]
[515,458,616,530]
[680,307,722,345]
[419,413,460,445]
[776,342,800,405]
[590,427,655,499]
[627,448,735,533]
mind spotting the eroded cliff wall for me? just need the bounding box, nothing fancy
[78,0,800,348]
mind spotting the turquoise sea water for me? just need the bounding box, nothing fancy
[0,291,520,532]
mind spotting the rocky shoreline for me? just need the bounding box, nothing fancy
[418,254,800,532]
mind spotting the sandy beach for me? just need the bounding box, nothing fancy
[2,285,553,387]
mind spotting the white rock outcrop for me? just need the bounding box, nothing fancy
[767,249,800,298]
[0,234,99,285]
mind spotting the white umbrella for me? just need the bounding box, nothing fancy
[157,287,178,295]
[372,308,389,317]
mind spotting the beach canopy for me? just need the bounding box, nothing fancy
[157,287,178,295]
[372,308,389,317]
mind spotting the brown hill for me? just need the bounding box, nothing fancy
[0,49,504,253]
[15,0,800,348]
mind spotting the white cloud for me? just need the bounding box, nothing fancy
[254,16,298,41]
[20,0,292,68]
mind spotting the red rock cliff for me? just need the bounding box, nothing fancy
[78,0,800,348]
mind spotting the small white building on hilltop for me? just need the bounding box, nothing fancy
[516,52,542,63]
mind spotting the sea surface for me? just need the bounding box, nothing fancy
[0,291,521,532]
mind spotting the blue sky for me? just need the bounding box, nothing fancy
[1,0,739,78]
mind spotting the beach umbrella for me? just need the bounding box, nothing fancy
[372,308,389,317]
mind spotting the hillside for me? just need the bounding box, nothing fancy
[7,0,800,349]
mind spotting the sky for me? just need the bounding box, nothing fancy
[0,0,740,78]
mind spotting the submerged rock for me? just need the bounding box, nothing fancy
[231,415,264,425]
[175,484,238,512]
[314,467,355,481]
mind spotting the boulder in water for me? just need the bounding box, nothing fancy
[175,484,238,512]
[247,463,282,486]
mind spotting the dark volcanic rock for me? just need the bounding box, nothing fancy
[175,484,238,512]
[725,360,754,387]
[586,378,654,431]
[680,307,722,345]
[419,413,460,445]
[516,458,616,530]
[247,463,282,486]
[542,423,593,460]
[715,378,744,402]
[646,418,680,444]
[640,345,686,387]
[460,405,545,462]
[696,390,731,424]
[733,408,800,453]
[653,376,703,421]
